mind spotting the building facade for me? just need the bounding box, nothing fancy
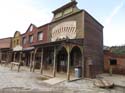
[0,37,12,63]
[31,0,104,80]
[21,24,38,66]
[0,0,104,80]
[12,31,22,62]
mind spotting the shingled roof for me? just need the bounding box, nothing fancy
[0,37,12,49]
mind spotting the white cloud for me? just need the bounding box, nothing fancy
[0,0,52,38]
[104,0,125,46]
[104,0,124,26]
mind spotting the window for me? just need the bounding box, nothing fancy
[55,12,63,18]
[22,37,26,45]
[110,59,117,65]
[37,32,43,41]
[29,35,33,43]
[14,40,16,47]
[17,39,19,45]
[64,7,73,15]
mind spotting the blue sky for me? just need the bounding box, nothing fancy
[0,0,124,46]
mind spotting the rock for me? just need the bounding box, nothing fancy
[94,79,114,88]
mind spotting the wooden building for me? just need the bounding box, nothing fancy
[12,31,23,63]
[30,0,104,80]
[0,37,12,64]
[21,24,38,67]
[0,0,104,80]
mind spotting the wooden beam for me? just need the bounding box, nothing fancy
[30,52,33,72]
[53,47,56,77]
[32,48,38,72]
[19,52,22,63]
[67,45,70,81]
[40,48,43,74]
[80,47,84,78]
[18,52,22,72]
[13,52,16,62]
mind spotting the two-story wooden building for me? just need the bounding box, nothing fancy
[12,31,23,63]
[29,0,104,80]
[0,0,104,81]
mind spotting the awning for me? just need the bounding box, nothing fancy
[23,47,34,51]
[13,45,23,51]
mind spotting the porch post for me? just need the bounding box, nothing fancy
[33,48,38,72]
[0,50,2,61]
[6,52,9,63]
[53,47,56,77]
[67,45,70,81]
[19,52,22,63]
[18,52,22,72]
[13,52,16,62]
[81,47,84,78]
[30,51,33,72]
[40,48,43,74]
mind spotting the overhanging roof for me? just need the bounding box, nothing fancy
[13,45,23,51]
[23,47,34,51]
[33,39,84,48]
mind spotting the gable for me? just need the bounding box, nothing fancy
[14,31,20,38]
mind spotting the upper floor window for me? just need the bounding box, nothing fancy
[37,32,43,41]
[17,39,19,45]
[14,40,16,47]
[22,37,26,45]
[64,7,73,15]
[55,12,63,18]
[29,35,33,43]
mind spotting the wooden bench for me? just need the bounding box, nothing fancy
[11,62,21,72]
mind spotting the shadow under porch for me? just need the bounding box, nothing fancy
[32,39,84,81]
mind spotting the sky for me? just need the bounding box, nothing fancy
[0,0,124,46]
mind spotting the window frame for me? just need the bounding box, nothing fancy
[109,59,117,65]
[55,12,63,19]
[22,37,26,45]
[37,31,43,41]
[29,35,33,43]
[63,7,73,15]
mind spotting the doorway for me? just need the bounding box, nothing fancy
[57,47,67,73]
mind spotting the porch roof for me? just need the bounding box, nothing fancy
[23,47,34,51]
[33,39,84,48]
[13,45,23,52]
[0,37,12,49]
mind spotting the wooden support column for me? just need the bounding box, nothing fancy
[30,52,33,72]
[53,47,56,77]
[18,52,22,72]
[6,52,9,63]
[0,51,2,61]
[32,48,38,72]
[19,52,22,63]
[13,52,16,62]
[40,48,43,74]
[80,47,84,78]
[67,45,70,81]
